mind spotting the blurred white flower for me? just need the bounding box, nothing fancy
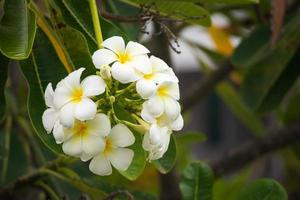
[136,56,178,99]
[89,124,135,176]
[92,36,151,84]
[142,81,181,121]
[142,124,171,161]
[62,113,111,161]
[53,68,106,127]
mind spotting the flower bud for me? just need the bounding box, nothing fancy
[100,64,111,80]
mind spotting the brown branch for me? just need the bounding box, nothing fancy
[210,123,300,177]
[181,61,233,113]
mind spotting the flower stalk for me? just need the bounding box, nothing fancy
[89,0,103,48]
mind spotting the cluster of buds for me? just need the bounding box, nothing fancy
[42,36,183,176]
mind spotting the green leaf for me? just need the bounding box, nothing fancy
[0,0,36,59]
[58,26,96,75]
[179,161,214,200]
[119,133,146,180]
[236,179,288,200]
[153,135,177,174]
[236,13,300,113]
[216,82,264,136]
[280,88,300,124]
[176,132,207,144]
[0,54,8,121]
[20,28,67,154]
[156,0,259,4]
[122,0,211,26]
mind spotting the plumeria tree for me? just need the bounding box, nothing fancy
[0,0,300,199]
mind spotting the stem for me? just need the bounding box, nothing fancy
[1,116,12,184]
[35,181,60,200]
[89,0,103,48]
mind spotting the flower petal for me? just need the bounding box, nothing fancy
[158,82,180,100]
[150,55,170,72]
[42,108,59,133]
[45,83,54,107]
[52,121,65,144]
[163,98,180,121]
[81,75,106,97]
[59,103,76,127]
[109,124,135,147]
[141,106,156,123]
[53,84,72,108]
[136,79,156,99]
[111,62,139,83]
[80,152,93,162]
[89,153,112,176]
[62,135,82,157]
[125,41,150,56]
[75,98,97,121]
[102,36,125,54]
[82,135,105,156]
[63,68,84,88]
[87,113,111,137]
[130,55,151,74]
[171,114,184,131]
[92,49,118,69]
[144,96,164,117]
[149,124,168,146]
[108,148,134,171]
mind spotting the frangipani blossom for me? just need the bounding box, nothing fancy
[142,124,171,161]
[62,114,111,161]
[42,83,65,144]
[92,36,151,84]
[142,81,181,121]
[89,124,135,176]
[53,68,106,127]
[136,56,178,99]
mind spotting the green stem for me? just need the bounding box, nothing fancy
[35,181,60,200]
[1,116,12,184]
[89,0,103,48]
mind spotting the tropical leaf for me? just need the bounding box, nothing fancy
[179,161,214,200]
[152,135,177,174]
[0,0,36,59]
[236,179,288,200]
[20,28,67,154]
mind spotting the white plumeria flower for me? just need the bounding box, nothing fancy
[62,113,111,161]
[142,124,171,161]
[42,83,65,144]
[89,124,135,176]
[142,81,181,121]
[136,56,178,99]
[92,36,151,84]
[53,68,106,127]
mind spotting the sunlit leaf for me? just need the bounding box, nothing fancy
[0,0,36,59]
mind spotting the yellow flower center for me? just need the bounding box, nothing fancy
[157,85,169,98]
[144,73,154,80]
[104,138,113,154]
[73,121,88,136]
[71,87,83,102]
[117,52,131,64]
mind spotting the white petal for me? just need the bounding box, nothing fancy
[144,96,164,117]
[59,103,76,127]
[82,135,105,156]
[81,75,106,97]
[125,41,150,56]
[164,98,180,121]
[87,113,111,137]
[136,79,156,99]
[142,133,151,151]
[158,82,180,100]
[150,55,170,72]
[102,36,125,54]
[75,98,97,121]
[171,114,184,131]
[152,73,178,84]
[141,106,156,123]
[109,124,135,147]
[80,152,93,162]
[111,62,139,83]
[108,148,134,171]
[92,49,118,69]
[130,55,151,74]
[45,83,54,108]
[149,124,168,146]
[42,108,59,133]
[52,121,65,144]
[89,153,112,176]
[64,68,84,88]
[53,85,72,108]
[62,135,82,157]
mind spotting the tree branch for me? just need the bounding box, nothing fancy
[209,123,300,177]
[181,61,233,113]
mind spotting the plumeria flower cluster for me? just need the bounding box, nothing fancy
[42,36,183,176]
